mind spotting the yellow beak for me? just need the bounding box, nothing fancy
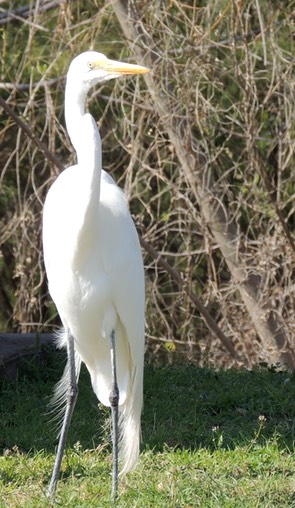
[92,57,150,75]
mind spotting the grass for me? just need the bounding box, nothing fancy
[1,349,295,507]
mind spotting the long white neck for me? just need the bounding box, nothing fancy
[64,81,88,151]
[64,78,102,177]
[64,80,102,264]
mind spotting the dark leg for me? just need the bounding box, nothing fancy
[47,331,78,502]
[109,329,119,503]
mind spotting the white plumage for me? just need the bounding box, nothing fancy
[43,52,149,498]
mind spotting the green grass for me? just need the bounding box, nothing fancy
[1,350,295,507]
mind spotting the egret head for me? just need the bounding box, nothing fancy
[67,51,150,91]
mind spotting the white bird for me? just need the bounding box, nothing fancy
[42,51,149,502]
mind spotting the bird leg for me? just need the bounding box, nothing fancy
[47,331,78,502]
[109,329,119,503]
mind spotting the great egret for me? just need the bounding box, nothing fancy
[42,51,149,502]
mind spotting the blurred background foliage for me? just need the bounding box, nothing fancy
[0,0,294,368]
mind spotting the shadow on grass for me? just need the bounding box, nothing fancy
[1,346,295,458]
[142,361,295,453]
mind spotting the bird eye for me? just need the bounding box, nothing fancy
[87,61,94,70]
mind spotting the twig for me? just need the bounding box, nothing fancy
[256,152,295,254]
[0,95,62,170]
[140,237,237,358]
[0,0,60,26]
[255,0,267,65]
[0,77,65,91]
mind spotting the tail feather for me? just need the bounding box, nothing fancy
[48,329,81,434]
[119,365,143,475]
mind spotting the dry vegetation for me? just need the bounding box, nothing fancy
[0,0,294,368]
